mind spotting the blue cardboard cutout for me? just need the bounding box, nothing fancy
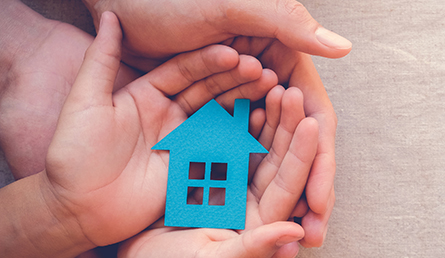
[152,99,268,229]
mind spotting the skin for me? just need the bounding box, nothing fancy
[0,1,350,252]
[82,0,352,71]
[118,85,319,258]
[45,11,280,248]
[0,0,140,179]
[0,12,285,257]
[81,0,350,246]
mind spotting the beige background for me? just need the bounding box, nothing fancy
[1,0,444,257]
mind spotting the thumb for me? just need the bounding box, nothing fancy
[204,222,303,258]
[242,222,302,258]
[66,11,122,110]
[220,0,351,58]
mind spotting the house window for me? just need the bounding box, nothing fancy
[187,162,227,206]
[209,187,225,206]
[186,187,203,205]
[210,162,227,180]
[188,162,205,180]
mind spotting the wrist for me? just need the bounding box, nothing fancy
[37,170,97,256]
[0,0,53,93]
[0,171,95,257]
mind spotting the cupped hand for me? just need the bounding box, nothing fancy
[227,35,337,247]
[80,0,345,246]
[118,86,319,258]
[43,12,278,248]
[83,0,351,71]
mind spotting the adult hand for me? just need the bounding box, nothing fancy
[82,0,351,71]
[79,1,347,246]
[231,38,337,247]
[118,86,319,258]
[0,0,139,179]
[43,11,278,252]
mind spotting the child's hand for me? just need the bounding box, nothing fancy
[82,0,345,246]
[42,11,278,250]
[118,86,319,258]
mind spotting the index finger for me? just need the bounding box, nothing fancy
[145,45,240,96]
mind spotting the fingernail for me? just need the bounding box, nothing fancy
[315,27,352,49]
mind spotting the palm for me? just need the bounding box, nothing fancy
[47,91,184,245]
[118,87,319,258]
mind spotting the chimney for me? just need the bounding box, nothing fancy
[233,99,250,132]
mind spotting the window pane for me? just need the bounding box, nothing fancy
[187,187,203,205]
[209,187,225,206]
[210,162,227,181]
[189,162,205,180]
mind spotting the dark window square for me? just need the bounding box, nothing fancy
[187,187,203,205]
[210,162,227,181]
[189,162,205,180]
[209,187,225,206]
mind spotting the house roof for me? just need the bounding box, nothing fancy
[152,99,268,156]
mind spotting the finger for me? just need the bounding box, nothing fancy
[305,111,337,213]
[265,87,306,164]
[202,221,303,258]
[146,44,240,96]
[247,108,266,182]
[249,108,266,139]
[259,117,319,224]
[289,53,337,214]
[173,54,263,115]
[215,68,278,113]
[289,194,309,218]
[248,86,284,180]
[66,11,122,110]
[299,186,335,248]
[118,227,225,258]
[257,85,286,150]
[250,88,305,198]
[218,0,351,58]
[272,242,300,258]
[223,36,274,57]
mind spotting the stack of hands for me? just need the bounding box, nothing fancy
[0,0,351,257]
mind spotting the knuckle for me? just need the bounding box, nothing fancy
[281,1,313,24]
[283,1,305,15]
[204,76,224,97]
[177,61,196,84]
[175,94,194,116]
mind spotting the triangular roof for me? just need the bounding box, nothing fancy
[152,99,267,155]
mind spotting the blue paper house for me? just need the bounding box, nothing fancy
[152,99,268,229]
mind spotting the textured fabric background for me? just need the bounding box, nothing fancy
[1,0,444,257]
